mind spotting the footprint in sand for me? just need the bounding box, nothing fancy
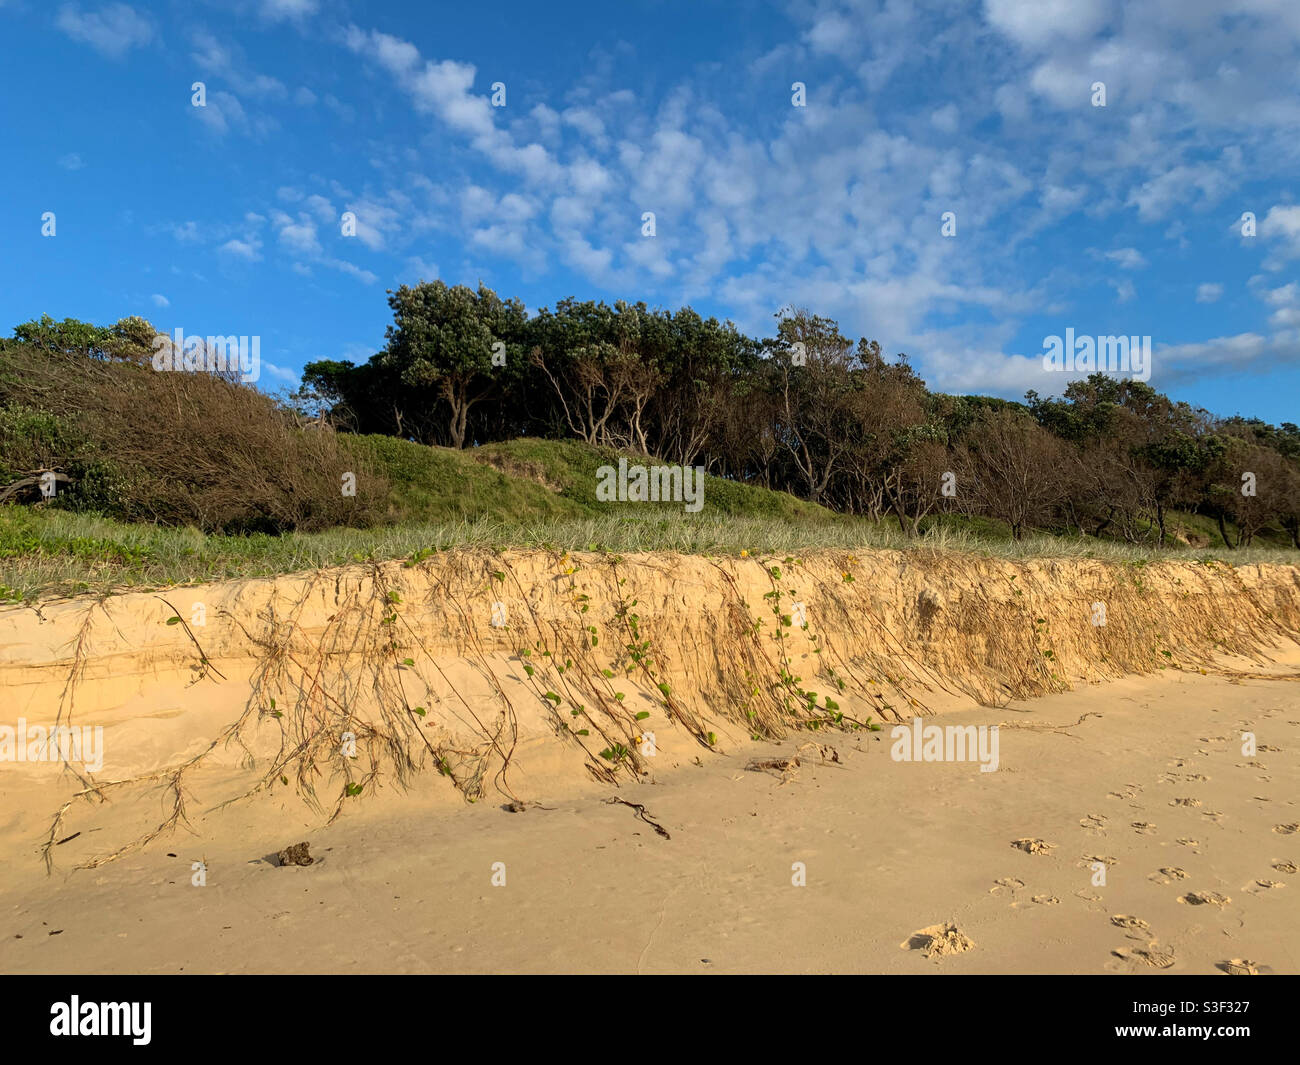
[1131,822,1157,835]
[1079,813,1108,833]
[1111,914,1151,932]
[1113,943,1176,969]
[1258,744,1283,752]
[1237,761,1268,770]
[1160,772,1210,785]
[1080,854,1118,869]
[1176,838,1201,848]
[1250,879,1285,891]
[1271,860,1297,874]
[1148,867,1188,885]
[1179,891,1231,907]
[1011,838,1056,855]
[1169,797,1202,807]
[989,877,1024,896]
[901,923,975,958]
[1031,895,1059,905]
[1107,784,1143,800]
[1273,823,1299,835]
[1217,959,1260,975]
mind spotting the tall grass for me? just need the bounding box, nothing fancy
[3,504,1295,604]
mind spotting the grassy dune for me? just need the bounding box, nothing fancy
[2,433,1296,602]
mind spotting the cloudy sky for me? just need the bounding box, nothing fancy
[4,0,1299,422]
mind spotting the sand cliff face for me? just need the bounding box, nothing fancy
[2,550,1298,867]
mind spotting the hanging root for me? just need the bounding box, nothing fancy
[32,547,1300,871]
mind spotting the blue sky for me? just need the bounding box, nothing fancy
[3,0,1298,423]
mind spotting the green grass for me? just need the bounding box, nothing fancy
[4,504,1297,605]
[472,437,834,521]
[341,434,590,523]
[2,436,1296,604]
[340,434,836,524]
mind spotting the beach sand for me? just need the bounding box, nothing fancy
[3,645,1296,974]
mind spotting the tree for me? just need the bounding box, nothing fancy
[379,281,526,449]
[769,308,859,504]
[964,406,1069,539]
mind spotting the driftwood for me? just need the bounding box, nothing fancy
[0,468,72,504]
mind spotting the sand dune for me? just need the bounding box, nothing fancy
[1,552,1297,973]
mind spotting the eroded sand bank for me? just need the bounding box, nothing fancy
[1,551,1297,973]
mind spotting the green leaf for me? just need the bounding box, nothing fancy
[635,711,650,720]
[165,616,181,625]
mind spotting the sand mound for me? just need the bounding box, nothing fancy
[2,549,1299,869]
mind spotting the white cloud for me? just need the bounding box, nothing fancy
[261,361,300,383]
[1103,247,1148,270]
[58,153,85,170]
[190,30,286,99]
[405,256,440,281]
[192,91,245,136]
[1261,204,1300,263]
[218,238,261,260]
[260,0,318,21]
[984,0,1115,50]
[1109,278,1137,303]
[56,3,153,58]
[1153,331,1297,386]
[344,25,559,184]
[150,293,169,307]
[929,104,959,134]
[1196,282,1223,303]
[277,217,322,256]
[324,258,378,284]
